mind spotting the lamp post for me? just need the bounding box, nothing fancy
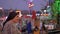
[28,0,34,14]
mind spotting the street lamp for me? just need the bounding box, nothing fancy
[28,0,34,14]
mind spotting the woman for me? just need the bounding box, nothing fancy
[41,22,48,34]
[33,26,40,34]
[34,18,40,28]
[2,11,20,34]
[27,21,32,34]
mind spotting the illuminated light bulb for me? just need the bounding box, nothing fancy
[31,4,34,6]
[28,4,31,8]
[28,3,34,8]
[44,10,46,12]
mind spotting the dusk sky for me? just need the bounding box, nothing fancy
[0,0,49,11]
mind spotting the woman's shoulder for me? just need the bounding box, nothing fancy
[3,21,11,30]
[4,21,13,27]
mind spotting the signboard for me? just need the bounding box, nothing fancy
[45,24,54,30]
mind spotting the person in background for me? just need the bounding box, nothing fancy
[34,18,40,28]
[41,21,48,34]
[33,18,40,34]
[9,9,13,12]
[0,23,2,34]
[21,20,27,34]
[22,25,27,34]
[39,21,43,30]
[33,26,40,34]
[27,21,32,34]
[2,11,20,34]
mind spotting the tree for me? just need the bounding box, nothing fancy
[51,0,60,19]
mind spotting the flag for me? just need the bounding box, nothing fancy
[32,10,36,19]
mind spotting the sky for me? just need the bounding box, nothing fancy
[0,0,49,11]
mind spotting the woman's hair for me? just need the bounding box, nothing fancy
[3,11,19,28]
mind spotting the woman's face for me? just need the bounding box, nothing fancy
[13,14,20,23]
